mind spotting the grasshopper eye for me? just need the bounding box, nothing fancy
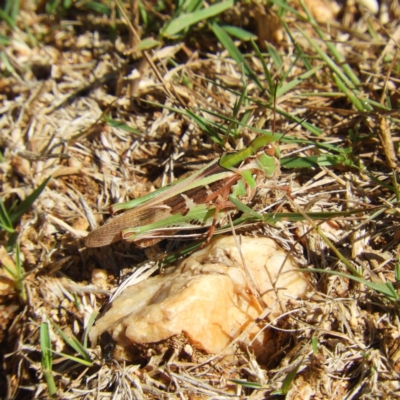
[264,144,276,157]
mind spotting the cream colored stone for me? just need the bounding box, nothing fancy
[357,0,379,14]
[90,236,311,356]
[91,268,109,289]
[304,0,340,23]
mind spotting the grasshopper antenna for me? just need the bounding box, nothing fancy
[278,112,316,145]
[288,112,315,137]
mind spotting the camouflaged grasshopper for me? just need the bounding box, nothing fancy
[84,134,282,248]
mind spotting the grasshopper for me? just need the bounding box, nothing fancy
[84,133,282,248]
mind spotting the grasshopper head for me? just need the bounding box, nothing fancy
[254,143,281,179]
[264,143,281,159]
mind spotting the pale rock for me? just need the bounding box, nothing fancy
[357,0,379,14]
[91,269,109,289]
[90,236,311,357]
[304,0,340,23]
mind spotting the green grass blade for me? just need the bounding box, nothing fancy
[0,246,17,279]
[225,76,248,139]
[111,181,182,213]
[0,51,16,75]
[229,379,263,389]
[242,101,321,136]
[21,18,37,47]
[196,107,280,140]
[275,107,322,136]
[332,73,366,112]
[0,7,16,29]
[138,1,148,25]
[296,23,373,112]
[229,195,263,218]
[267,43,282,69]
[162,0,233,37]
[237,107,253,137]
[10,176,51,225]
[162,210,368,268]
[50,320,92,361]
[5,0,19,26]
[138,37,162,51]
[363,97,391,111]
[0,244,26,300]
[221,25,257,41]
[272,359,303,395]
[276,65,323,97]
[40,323,57,396]
[3,0,13,14]
[303,268,397,300]
[111,159,223,213]
[280,17,312,70]
[181,0,204,14]
[83,311,98,349]
[0,198,14,233]
[384,281,398,299]
[0,34,10,46]
[279,51,302,88]
[230,209,369,226]
[299,0,361,87]
[51,351,93,366]
[45,0,59,14]
[144,99,287,144]
[161,240,204,265]
[6,231,18,251]
[281,154,355,169]
[103,116,143,135]
[250,39,274,96]
[122,204,216,239]
[312,337,319,354]
[310,142,352,156]
[296,25,348,84]
[82,1,111,15]
[211,22,263,90]
[185,109,224,145]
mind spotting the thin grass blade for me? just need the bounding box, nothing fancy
[103,116,143,135]
[211,22,263,90]
[299,0,361,87]
[50,320,92,362]
[10,176,51,225]
[83,311,98,349]
[276,65,323,97]
[281,154,355,169]
[304,268,397,300]
[51,351,93,366]
[163,0,233,37]
[251,39,274,96]
[40,322,57,396]
[221,25,257,41]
